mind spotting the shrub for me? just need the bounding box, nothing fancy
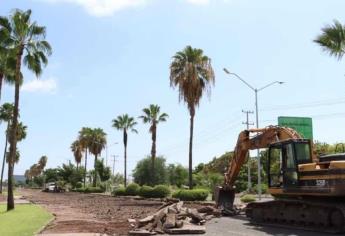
[240,194,256,203]
[86,187,104,193]
[139,185,154,198]
[152,185,170,198]
[75,182,83,189]
[138,185,170,198]
[75,187,104,193]
[125,183,140,196]
[172,189,209,201]
[253,183,268,194]
[112,187,126,196]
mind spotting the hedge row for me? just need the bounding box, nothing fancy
[112,184,170,198]
[75,186,105,193]
[172,189,209,201]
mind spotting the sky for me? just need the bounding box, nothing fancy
[1,0,345,177]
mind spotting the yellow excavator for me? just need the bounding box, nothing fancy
[215,126,345,233]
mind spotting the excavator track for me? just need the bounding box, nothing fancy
[245,199,345,233]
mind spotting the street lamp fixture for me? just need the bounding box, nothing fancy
[223,67,284,200]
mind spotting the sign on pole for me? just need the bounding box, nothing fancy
[278,116,313,140]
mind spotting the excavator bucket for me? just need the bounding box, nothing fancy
[215,186,235,214]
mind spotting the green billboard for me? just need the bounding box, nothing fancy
[278,116,313,140]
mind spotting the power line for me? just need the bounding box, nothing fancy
[261,97,345,111]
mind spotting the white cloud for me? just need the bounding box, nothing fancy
[185,0,210,5]
[21,78,58,94]
[39,0,150,17]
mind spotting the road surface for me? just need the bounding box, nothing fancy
[202,215,332,236]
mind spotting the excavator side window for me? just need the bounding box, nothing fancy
[269,147,283,187]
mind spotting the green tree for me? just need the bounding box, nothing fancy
[133,156,168,186]
[112,114,138,187]
[78,127,92,187]
[57,162,84,189]
[167,164,188,187]
[42,168,59,183]
[139,104,168,185]
[314,20,345,59]
[95,159,111,182]
[0,103,14,193]
[170,45,215,189]
[0,9,52,210]
[71,140,83,170]
[88,128,107,186]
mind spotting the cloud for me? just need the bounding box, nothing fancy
[185,0,210,5]
[21,78,58,94]
[39,0,150,17]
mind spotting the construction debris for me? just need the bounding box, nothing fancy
[128,201,220,235]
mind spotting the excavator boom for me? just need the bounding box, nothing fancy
[215,126,304,212]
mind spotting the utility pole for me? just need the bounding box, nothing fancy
[111,155,119,176]
[242,110,254,191]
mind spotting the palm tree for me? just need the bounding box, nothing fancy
[112,114,138,187]
[0,103,14,193]
[0,9,52,210]
[139,104,168,185]
[38,155,47,173]
[88,128,107,187]
[169,45,215,189]
[71,140,83,170]
[78,127,92,187]
[314,20,345,59]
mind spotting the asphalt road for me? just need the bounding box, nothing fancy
[202,215,332,236]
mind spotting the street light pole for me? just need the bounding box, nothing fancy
[224,68,284,200]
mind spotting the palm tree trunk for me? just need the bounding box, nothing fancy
[188,112,195,189]
[84,149,88,188]
[151,125,156,186]
[7,46,23,211]
[0,122,9,193]
[124,130,127,187]
[93,154,98,187]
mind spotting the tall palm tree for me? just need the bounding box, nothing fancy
[38,155,47,173]
[78,127,92,187]
[170,45,215,189]
[0,9,52,210]
[139,104,168,185]
[0,103,14,193]
[71,140,83,170]
[112,114,138,187]
[88,128,107,187]
[314,20,345,59]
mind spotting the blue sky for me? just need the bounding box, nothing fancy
[1,0,345,177]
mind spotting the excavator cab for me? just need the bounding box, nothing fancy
[267,139,312,191]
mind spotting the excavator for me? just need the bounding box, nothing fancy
[215,126,345,233]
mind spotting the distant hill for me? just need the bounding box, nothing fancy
[13,175,26,183]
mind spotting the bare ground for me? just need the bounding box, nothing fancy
[21,189,165,235]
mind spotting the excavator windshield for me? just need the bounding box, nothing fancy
[295,142,312,164]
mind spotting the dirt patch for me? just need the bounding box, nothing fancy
[21,189,163,235]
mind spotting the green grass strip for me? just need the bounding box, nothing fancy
[0,204,53,236]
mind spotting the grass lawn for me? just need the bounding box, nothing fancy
[0,204,53,236]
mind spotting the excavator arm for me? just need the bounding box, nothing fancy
[215,126,305,212]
